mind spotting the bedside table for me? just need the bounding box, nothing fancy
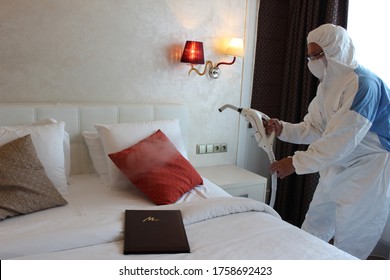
[196,165,267,203]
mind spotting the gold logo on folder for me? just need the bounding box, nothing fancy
[143,216,160,222]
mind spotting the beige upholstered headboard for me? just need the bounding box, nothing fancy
[0,103,189,175]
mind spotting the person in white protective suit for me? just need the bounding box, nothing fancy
[267,24,390,259]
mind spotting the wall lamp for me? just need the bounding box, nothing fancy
[180,38,244,79]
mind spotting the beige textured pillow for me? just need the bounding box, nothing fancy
[0,120,68,194]
[0,135,68,221]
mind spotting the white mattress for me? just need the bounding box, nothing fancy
[0,174,356,260]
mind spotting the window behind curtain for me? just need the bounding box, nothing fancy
[348,1,390,85]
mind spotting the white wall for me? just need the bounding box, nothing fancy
[347,1,390,85]
[0,0,258,168]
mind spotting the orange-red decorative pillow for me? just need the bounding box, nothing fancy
[108,129,203,205]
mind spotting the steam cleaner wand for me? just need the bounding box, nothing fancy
[219,104,277,208]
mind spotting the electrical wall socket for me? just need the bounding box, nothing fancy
[196,143,227,154]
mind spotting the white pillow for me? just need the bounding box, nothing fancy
[33,118,71,184]
[95,119,187,190]
[63,131,71,183]
[0,121,68,195]
[82,130,109,185]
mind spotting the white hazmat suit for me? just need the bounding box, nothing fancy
[278,24,390,259]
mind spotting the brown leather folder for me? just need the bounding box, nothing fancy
[123,209,190,254]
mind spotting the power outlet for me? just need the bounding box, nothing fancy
[213,143,228,153]
[196,143,228,154]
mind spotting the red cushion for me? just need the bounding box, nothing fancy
[108,129,203,205]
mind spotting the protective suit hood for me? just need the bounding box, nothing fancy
[307,24,358,84]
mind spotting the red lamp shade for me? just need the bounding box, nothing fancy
[180,41,205,65]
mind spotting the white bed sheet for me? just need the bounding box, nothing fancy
[0,174,356,260]
[14,211,356,260]
[0,173,230,259]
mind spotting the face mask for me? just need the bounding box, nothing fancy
[308,58,326,80]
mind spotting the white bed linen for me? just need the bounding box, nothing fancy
[0,173,229,259]
[18,212,353,260]
[0,174,356,260]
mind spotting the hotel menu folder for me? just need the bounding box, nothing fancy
[123,209,190,254]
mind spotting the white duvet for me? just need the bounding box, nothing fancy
[0,174,356,260]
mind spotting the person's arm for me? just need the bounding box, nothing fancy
[292,79,377,174]
[278,96,324,145]
[268,96,324,179]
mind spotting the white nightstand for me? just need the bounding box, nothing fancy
[196,165,267,203]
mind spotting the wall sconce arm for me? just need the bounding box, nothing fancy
[188,61,214,76]
[216,56,236,68]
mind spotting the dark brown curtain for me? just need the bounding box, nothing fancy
[251,0,349,226]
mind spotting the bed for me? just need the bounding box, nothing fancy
[0,103,356,260]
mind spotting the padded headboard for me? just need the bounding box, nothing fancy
[0,103,189,175]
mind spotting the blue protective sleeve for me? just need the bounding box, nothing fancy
[352,66,390,151]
